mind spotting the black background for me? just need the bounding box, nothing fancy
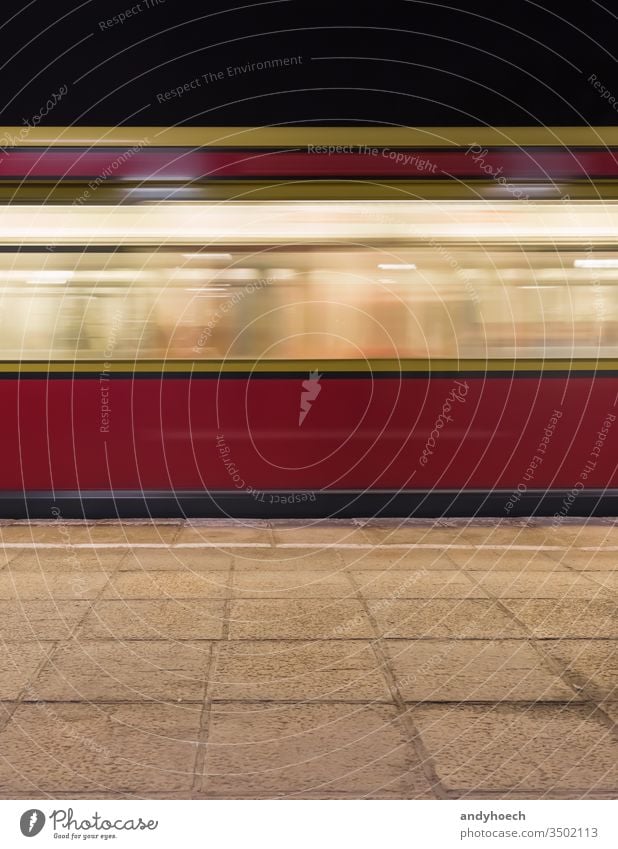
[0,0,616,127]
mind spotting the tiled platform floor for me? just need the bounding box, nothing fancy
[0,517,616,799]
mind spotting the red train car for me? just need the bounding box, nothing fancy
[0,125,617,517]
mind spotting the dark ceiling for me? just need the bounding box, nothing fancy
[0,0,616,127]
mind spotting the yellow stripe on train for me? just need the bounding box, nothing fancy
[0,359,617,374]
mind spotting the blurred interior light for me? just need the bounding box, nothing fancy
[268,268,297,279]
[377,263,417,270]
[574,259,618,268]
[26,277,71,285]
[5,202,618,246]
[7,270,74,283]
[182,253,233,259]
[185,287,230,292]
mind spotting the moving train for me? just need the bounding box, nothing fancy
[0,126,617,517]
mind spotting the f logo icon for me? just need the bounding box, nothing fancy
[20,810,45,837]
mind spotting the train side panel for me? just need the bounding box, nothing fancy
[0,375,615,492]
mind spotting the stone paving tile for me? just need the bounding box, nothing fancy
[198,791,440,799]
[0,526,71,544]
[201,703,433,797]
[352,570,484,598]
[30,641,212,702]
[233,571,354,599]
[411,703,618,793]
[447,549,561,570]
[6,549,129,572]
[228,600,374,639]
[229,545,339,561]
[339,548,458,570]
[548,549,618,571]
[600,703,618,723]
[385,640,577,702]
[0,524,180,544]
[5,792,152,800]
[0,700,13,724]
[0,572,110,600]
[0,549,19,568]
[231,548,345,570]
[581,572,618,594]
[0,519,614,800]
[367,599,527,639]
[175,526,271,545]
[362,523,607,549]
[2,787,436,800]
[540,641,618,701]
[455,791,618,800]
[452,527,554,545]
[549,525,618,547]
[459,523,618,548]
[78,599,226,640]
[106,571,232,599]
[362,527,468,545]
[0,644,55,700]
[272,526,371,546]
[120,548,233,571]
[503,599,618,639]
[83,525,181,544]
[210,641,391,701]
[451,527,587,547]
[471,572,607,599]
[0,703,201,794]
[0,601,89,641]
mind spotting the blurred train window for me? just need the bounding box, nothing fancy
[0,247,616,359]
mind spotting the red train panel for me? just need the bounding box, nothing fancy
[0,148,617,180]
[0,374,616,493]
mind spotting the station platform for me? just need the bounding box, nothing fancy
[0,517,616,799]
